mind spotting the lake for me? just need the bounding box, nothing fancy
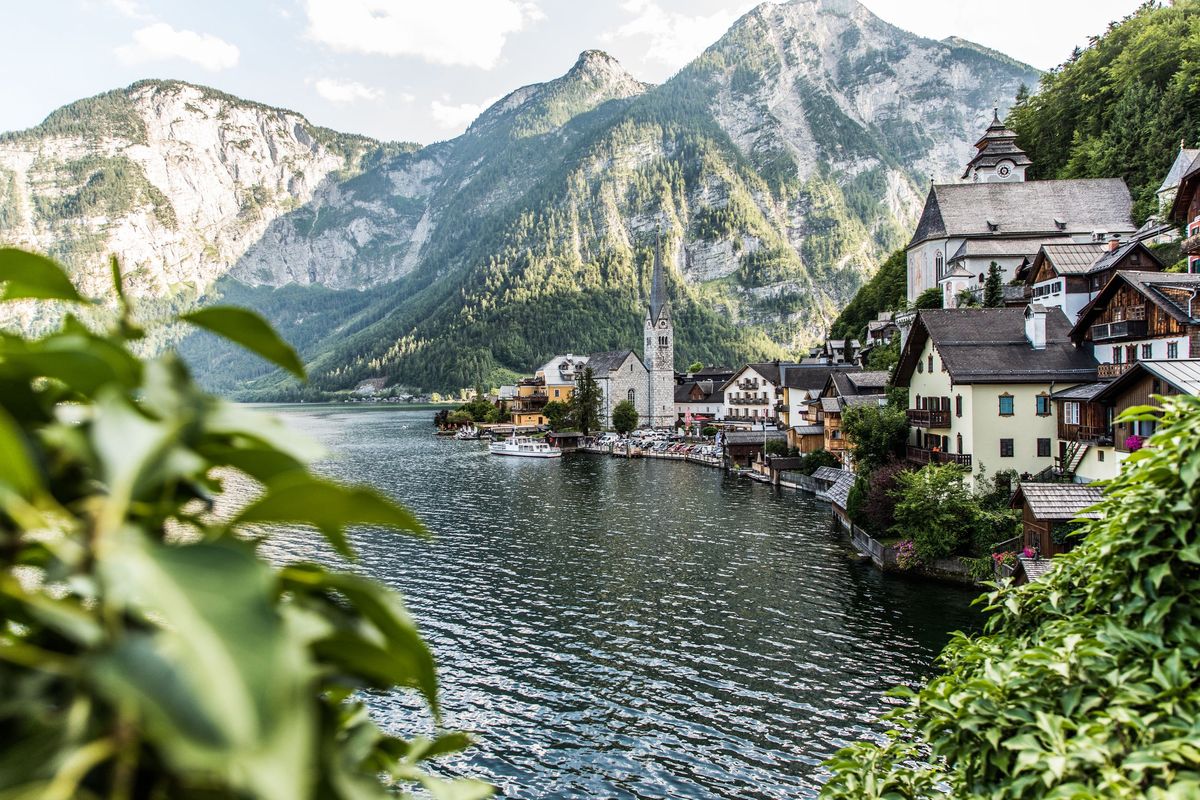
[257,406,978,799]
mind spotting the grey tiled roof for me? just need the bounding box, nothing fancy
[1013,482,1104,520]
[1156,148,1200,194]
[811,466,847,483]
[1092,359,1200,404]
[840,394,887,408]
[1035,243,1107,276]
[725,431,786,446]
[897,308,1099,385]
[1017,555,1054,583]
[791,425,824,435]
[847,371,890,392]
[1050,381,1111,401]
[827,472,856,508]
[909,178,1134,247]
[950,236,1067,263]
[781,364,857,390]
[586,350,637,376]
[674,380,724,404]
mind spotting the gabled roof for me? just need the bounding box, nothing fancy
[1088,239,1163,276]
[1157,147,1200,195]
[847,371,890,392]
[781,364,858,391]
[827,472,856,508]
[725,430,786,446]
[1070,271,1200,343]
[586,350,639,376]
[1170,151,1200,223]
[908,178,1134,248]
[1011,483,1104,520]
[674,380,724,404]
[721,362,789,390]
[1050,381,1111,401]
[1031,243,1107,278]
[811,466,847,483]
[1091,359,1200,404]
[895,308,1098,386]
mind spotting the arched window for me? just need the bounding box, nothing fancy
[935,251,944,280]
[627,388,635,403]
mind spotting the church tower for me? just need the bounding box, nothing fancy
[962,108,1032,183]
[644,236,675,429]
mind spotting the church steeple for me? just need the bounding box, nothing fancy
[962,108,1032,183]
[649,232,669,323]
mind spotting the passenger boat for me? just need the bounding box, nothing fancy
[488,435,562,459]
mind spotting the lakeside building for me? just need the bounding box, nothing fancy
[721,362,788,428]
[510,354,587,426]
[814,370,889,466]
[906,111,1136,304]
[675,379,725,425]
[1023,239,1163,324]
[778,364,859,452]
[1009,483,1104,582]
[1069,271,1200,367]
[1051,359,1200,483]
[894,306,1098,483]
[587,349,652,429]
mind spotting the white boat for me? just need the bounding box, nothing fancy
[488,435,562,459]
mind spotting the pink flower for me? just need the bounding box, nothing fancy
[1126,434,1144,452]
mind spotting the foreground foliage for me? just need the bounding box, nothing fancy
[821,395,1200,798]
[0,249,488,799]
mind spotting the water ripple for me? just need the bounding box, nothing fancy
[255,407,979,799]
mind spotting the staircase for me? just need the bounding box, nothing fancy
[1060,441,1089,478]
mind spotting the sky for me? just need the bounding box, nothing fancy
[1,0,1146,145]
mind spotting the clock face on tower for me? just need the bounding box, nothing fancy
[658,319,668,329]
[997,163,1011,177]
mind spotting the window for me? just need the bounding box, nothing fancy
[1064,401,1080,425]
[1000,439,1014,458]
[1036,394,1051,416]
[627,388,635,402]
[1141,343,1153,360]
[1168,341,1179,359]
[998,394,1014,416]
[956,433,963,454]
[1037,438,1051,457]
[1126,344,1137,363]
[659,336,668,347]
[1112,346,1123,364]
[927,355,934,373]
[1098,449,1105,462]
[917,361,924,374]
[935,251,944,280]
[955,395,963,417]
[553,389,560,398]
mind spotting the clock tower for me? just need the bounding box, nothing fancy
[962,108,1032,183]
[644,236,675,429]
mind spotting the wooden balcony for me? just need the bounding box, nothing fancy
[906,445,972,468]
[1061,424,1113,445]
[1097,362,1132,379]
[1182,232,1200,256]
[906,408,951,428]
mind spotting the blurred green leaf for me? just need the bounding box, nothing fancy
[182,306,306,379]
[0,407,40,496]
[0,249,85,303]
[233,477,426,559]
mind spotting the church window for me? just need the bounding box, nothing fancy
[935,251,944,280]
[927,355,934,372]
[627,388,635,403]
[659,336,668,347]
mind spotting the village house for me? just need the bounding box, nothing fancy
[813,370,889,466]
[1070,271,1200,369]
[721,362,788,428]
[778,364,858,452]
[674,378,725,426]
[1009,483,1104,583]
[1169,147,1200,272]
[1024,239,1163,324]
[894,306,1098,482]
[510,354,586,426]
[907,111,1136,303]
[1052,359,1200,483]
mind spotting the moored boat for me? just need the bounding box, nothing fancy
[488,435,562,458]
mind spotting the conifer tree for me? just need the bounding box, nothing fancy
[983,261,1004,307]
[571,366,602,435]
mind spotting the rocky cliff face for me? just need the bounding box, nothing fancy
[0,0,1041,393]
[0,81,390,298]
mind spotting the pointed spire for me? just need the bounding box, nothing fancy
[650,231,667,321]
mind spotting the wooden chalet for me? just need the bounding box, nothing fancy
[1010,483,1103,559]
[1169,149,1200,272]
[1025,240,1162,324]
[1090,359,1200,450]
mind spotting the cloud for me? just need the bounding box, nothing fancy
[115,23,240,71]
[314,78,386,104]
[106,0,150,19]
[604,0,751,69]
[430,95,496,131]
[304,0,543,69]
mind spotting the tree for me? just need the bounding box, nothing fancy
[865,336,899,372]
[542,400,571,430]
[0,249,487,799]
[612,399,639,434]
[687,361,704,373]
[891,463,977,562]
[571,366,602,435]
[912,287,943,310]
[857,459,912,532]
[983,261,1004,307]
[822,395,1200,798]
[840,404,908,473]
[801,449,840,475]
[764,438,789,457]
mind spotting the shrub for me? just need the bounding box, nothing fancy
[822,395,1200,798]
[893,540,920,571]
[802,448,840,475]
[0,249,487,799]
[858,459,912,533]
[891,463,975,562]
[701,425,718,437]
[765,438,789,457]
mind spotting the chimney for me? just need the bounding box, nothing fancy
[1108,235,1121,253]
[1025,303,1047,350]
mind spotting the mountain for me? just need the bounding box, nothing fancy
[0,0,1040,395]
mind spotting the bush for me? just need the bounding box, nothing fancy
[701,425,718,437]
[802,448,841,475]
[858,459,912,533]
[912,287,943,309]
[891,464,976,562]
[765,438,789,457]
[822,395,1200,798]
[0,249,487,799]
[841,404,907,472]
[612,399,638,434]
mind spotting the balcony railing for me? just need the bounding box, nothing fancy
[1097,362,1132,378]
[1181,232,1200,255]
[906,408,951,428]
[906,445,972,468]
[1090,319,1147,342]
[736,379,760,390]
[730,395,769,405]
